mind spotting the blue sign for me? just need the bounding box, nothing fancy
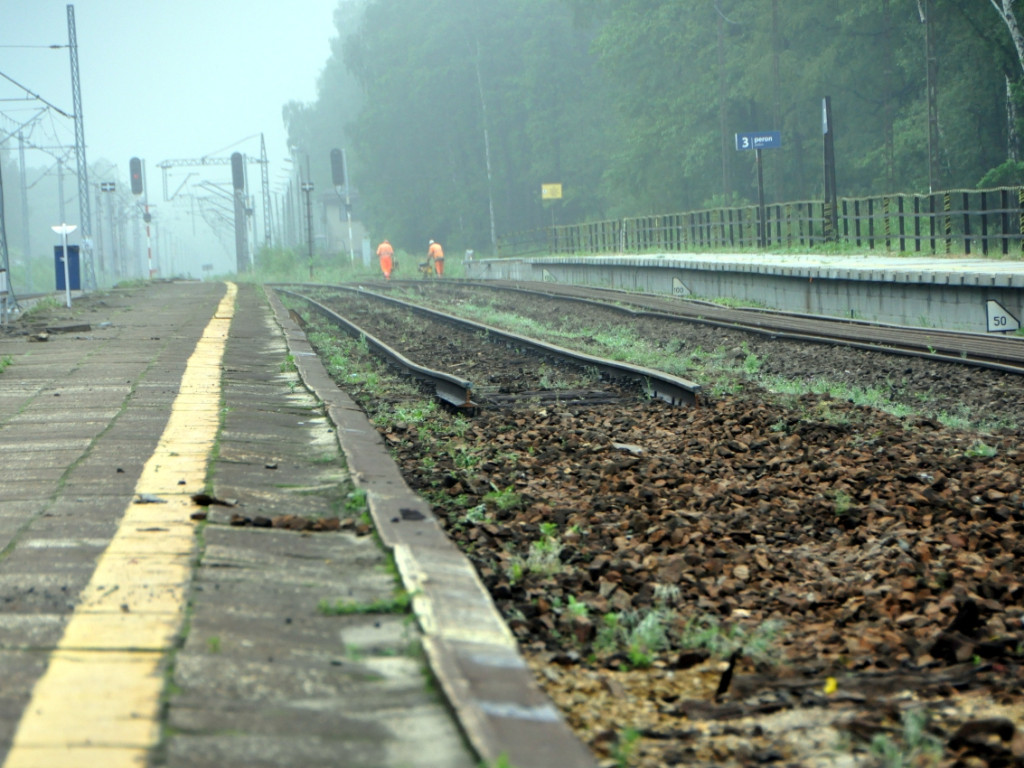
[54,245,81,291]
[735,131,782,151]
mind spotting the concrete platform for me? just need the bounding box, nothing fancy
[466,252,1024,333]
[0,281,596,768]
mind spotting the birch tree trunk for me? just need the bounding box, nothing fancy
[991,1,1024,159]
[991,0,1024,75]
[1008,73,1021,161]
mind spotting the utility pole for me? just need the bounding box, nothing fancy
[100,182,117,278]
[822,96,839,241]
[18,131,31,293]
[0,160,14,308]
[330,148,354,264]
[67,4,95,290]
[58,159,66,222]
[230,152,248,273]
[94,182,103,277]
[260,134,272,246]
[302,180,314,278]
[923,0,940,192]
[473,38,498,256]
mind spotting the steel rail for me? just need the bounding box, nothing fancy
[275,284,701,407]
[277,289,477,410]
[455,280,1024,376]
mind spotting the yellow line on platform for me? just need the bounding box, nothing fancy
[3,283,237,768]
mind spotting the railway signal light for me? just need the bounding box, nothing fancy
[231,152,245,191]
[330,148,345,187]
[129,157,143,195]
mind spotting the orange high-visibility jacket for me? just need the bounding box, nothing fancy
[377,241,394,258]
[427,242,444,261]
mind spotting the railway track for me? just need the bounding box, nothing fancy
[452,279,1024,375]
[275,285,701,408]
[274,280,1024,768]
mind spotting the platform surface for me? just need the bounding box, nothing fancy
[0,280,595,768]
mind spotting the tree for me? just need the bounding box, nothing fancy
[283,0,1022,247]
[987,0,1024,164]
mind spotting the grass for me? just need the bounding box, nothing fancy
[526,536,562,576]
[384,287,1014,433]
[678,613,783,666]
[764,375,911,415]
[0,355,12,373]
[317,590,412,616]
[865,708,942,768]
[936,407,972,431]
[506,523,564,584]
[20,296,61,317]
[964,440,997,458]
[611,727,642,768]
[481,754,519,768]
[409,292,965,425]
[625,610,672,667]
[345,488,368,512]
[593,607,674,668]
[482,484,522,511]
[566,595,589,618]
[833,488,853,516]
[465,504,492,525]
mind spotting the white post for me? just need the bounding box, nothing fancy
[51,223,78,308]
[0,269,7,328]
[342,149,355,266]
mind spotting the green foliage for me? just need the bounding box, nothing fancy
[625,610,672,668]
[287,0,613,252]
[345,488,368,512]
[742,351,762,376]
[480,754,519,768]
[538,521,558,538]
[526,535,562,576]
[964,440,997,458]
[507,523,563,582]
[566,595,589,618]
[866,708,942,768]
[594,608,674,668]
[978,159,1024,187]
[833,489,853,516]
[20,296,61,317]
[317,591,412,616]
[611,727,642,768]
[286,0,1017,248]
[594,612,624,655]
[465,504,492,525]
[481,484,522,511]
[0,355,12,373]
[679,614,782,665]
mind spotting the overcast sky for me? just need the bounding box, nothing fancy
[0,0,339,184]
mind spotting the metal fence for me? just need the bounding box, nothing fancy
[498,187,1024,258]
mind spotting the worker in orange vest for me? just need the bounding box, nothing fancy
[428,239,444,277]
[376,239,394,280]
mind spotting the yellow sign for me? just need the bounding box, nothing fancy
[541,183,562,200]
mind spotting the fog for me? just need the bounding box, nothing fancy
[0,0,339,287]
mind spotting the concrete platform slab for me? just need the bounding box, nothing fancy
[472,252,1024,331]
[0,281,594,768]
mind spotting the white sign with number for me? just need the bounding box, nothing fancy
[986,300,1020,332]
